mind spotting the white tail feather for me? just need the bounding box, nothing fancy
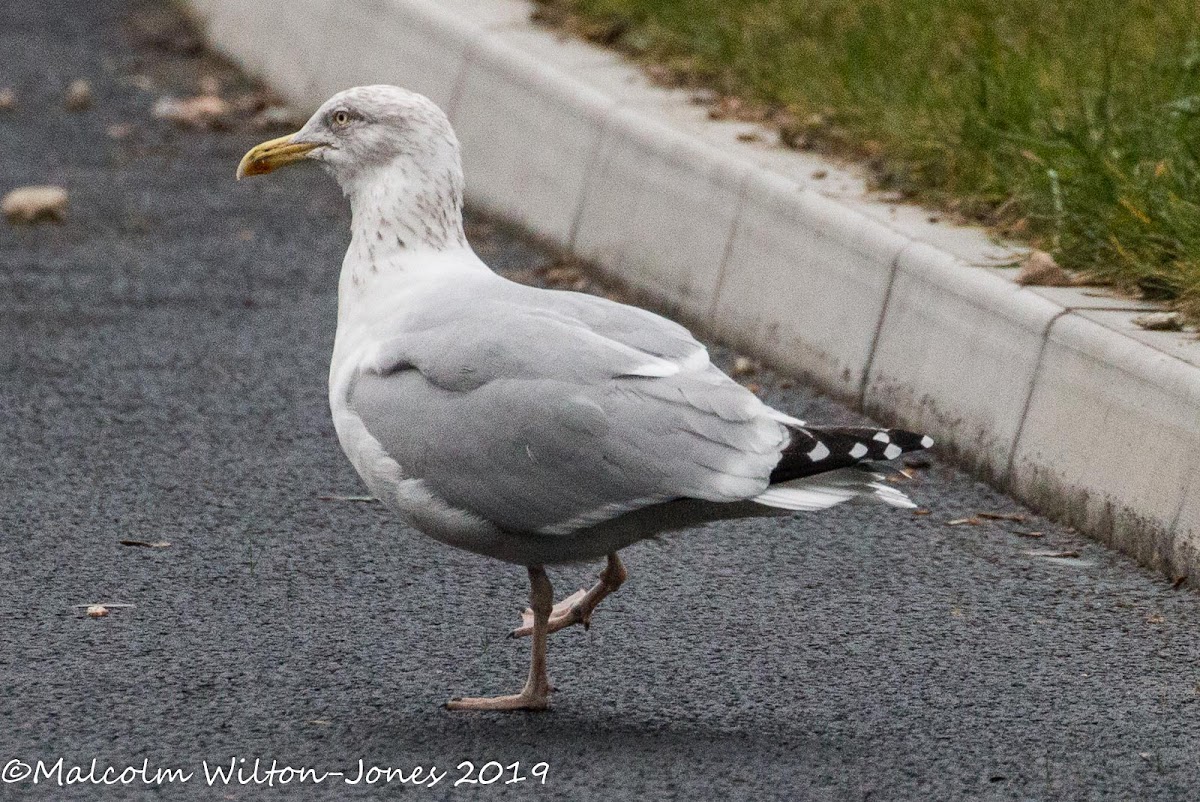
[752,467,917,511]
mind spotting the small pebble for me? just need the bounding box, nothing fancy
[64,78,93,111]
[86,605,109,618]
[732,356,758,377]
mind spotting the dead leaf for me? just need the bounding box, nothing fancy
[1010,529,1044,539]
[779,124,810,150]
[1024,550,1081,559]
[119,539,171,548]
[644,63,679,86]
[544,265,583,285]
[1132,312,1183,332]
[252,105,307,131]
[912,508,931,516]
[1016,250,1073,287]
[0,87,15,110]
[707,95,750,121]
[3,185,68,224]
[230,92,270,114]
[152,94,230,128]
[86,605,109,618]
[64,79,92,111]
[947,517,981,526]
[977,511,1026,522]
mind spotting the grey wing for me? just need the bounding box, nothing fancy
[349,292,789,535]
[519,284,704,364]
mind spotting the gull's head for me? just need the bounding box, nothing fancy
[236,85,460,189]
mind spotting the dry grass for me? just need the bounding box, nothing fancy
[536,0,1200,318]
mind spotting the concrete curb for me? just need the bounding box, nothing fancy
[183,0,1200,580]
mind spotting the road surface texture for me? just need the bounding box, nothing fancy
[3,2,1199,800]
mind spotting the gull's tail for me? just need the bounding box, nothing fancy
[753,426,933,512]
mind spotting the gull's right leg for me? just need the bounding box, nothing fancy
[510,552,627,638]
[446,565,553,712]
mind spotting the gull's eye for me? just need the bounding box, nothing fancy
[331,110,353,128]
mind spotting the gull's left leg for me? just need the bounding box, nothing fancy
[510,552,627,638]
[446,565,553,712]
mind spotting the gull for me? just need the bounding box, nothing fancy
[237,85,933,712]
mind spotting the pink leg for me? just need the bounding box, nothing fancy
[510,552,627,638]
[446,565,554,711]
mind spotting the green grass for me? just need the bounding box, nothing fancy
[536,0,1200,317]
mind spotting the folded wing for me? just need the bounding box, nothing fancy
[349,281,789,535]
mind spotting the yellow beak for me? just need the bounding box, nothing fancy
[235,133,322,180]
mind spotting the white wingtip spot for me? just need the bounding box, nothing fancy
[807,442,830,462]
[849,443,869,459]
[873,431,890,443]
[920,435,934,448]
[884,444,903,460]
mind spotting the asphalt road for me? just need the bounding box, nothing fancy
[4,2,1200,800]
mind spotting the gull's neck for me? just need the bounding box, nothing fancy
[342,159,472,282]
[336,158,490,328]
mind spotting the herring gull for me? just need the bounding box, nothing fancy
[236,85,933,711]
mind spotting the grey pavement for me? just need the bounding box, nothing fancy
[2,2,1200,800]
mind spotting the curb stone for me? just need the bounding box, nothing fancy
[183,0,1200,581]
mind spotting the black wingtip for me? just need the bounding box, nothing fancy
[769,425,933,484]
